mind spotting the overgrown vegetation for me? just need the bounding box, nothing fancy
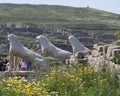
[0,63,120,96]
[0,4,120,95]
[0,4,120,49]
[0,3,120,29]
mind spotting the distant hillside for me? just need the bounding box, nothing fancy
[0,3,120,29]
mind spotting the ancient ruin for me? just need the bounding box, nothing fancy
[36,35,72,60]
[68,35,90,54]
[8,34,45,71]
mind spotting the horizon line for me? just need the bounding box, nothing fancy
[0,3,119,15]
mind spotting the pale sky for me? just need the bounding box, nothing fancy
[0,0,120,14]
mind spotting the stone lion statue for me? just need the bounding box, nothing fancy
[68,35,90,54]
[36,35,72,60]
[8,34,45,71]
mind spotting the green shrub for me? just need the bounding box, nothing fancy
[0,64,120,96]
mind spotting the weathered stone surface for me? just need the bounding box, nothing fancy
[68,35,90,54]
[36,35,72,60]
[8,34,45,71]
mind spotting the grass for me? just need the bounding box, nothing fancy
[0,4,120,48]
[0,63,120,96]
[0,3,120,29]
[0,4,120,94]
